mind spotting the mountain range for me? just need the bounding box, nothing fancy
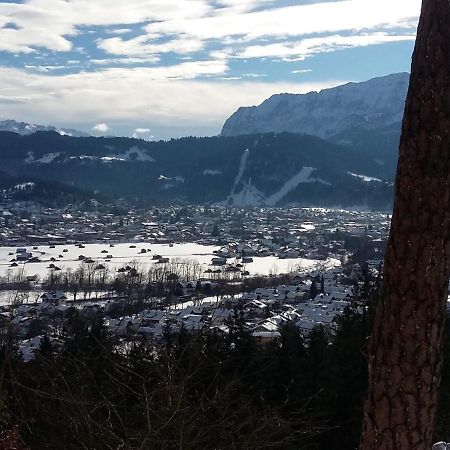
[0,119,89,138]
[0,73,408,209]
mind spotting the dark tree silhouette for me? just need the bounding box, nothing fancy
[361,1,450,449]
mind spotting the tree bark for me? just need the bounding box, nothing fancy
[360,1,450,449]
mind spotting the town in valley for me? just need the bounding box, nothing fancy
[0,198,391,361]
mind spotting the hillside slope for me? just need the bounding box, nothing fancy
[0,131,394,209]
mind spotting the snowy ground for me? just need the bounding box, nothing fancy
[0,242,339,280]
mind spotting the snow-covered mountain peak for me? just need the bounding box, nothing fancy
[221,72,409,139]
[0,119,89,137]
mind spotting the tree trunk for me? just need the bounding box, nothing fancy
[360,1,450,449]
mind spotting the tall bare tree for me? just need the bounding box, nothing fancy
[360,1,450,449]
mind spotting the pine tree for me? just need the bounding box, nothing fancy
[361,1,450,448]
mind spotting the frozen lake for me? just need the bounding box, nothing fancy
[0,242,339,280]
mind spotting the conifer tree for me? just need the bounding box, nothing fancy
[361,1,450,448]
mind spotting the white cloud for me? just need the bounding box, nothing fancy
[0,0,420,138]
[90,56,160,65]
[0,0,420,57]
[107,28,133,35]
[238,33,416,60]
[78,59,228,79]
[144,0,420,42]
[133,127,153,138]
[92,123,109,132]
[0,0,213,54]
[209,48,234,60]
[24,64,67,72]
[97,35,204,57]
[243,73,267,78]
[0,65,345,136]
[292,69,312,74]
[0,94,30,104]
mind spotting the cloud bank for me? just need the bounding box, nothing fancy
[0,0,421,137]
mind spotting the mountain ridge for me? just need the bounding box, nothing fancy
[221,72,409,139]
[0,130,394,209]
[0,119,89,138]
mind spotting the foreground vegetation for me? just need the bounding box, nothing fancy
[0,281,449,449]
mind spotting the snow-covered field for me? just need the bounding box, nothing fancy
[0,242,339,279]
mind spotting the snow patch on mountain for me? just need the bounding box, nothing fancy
[14,182,35,190]
[25,152,61,164]
[219,166,334,207]
[36,153,60,164]
[311,177,332,186]
[225,181,266,207]
[109,146,155,162]
[28,147,155,164]
[218,163,336,207]
[203,169,222,175]
[100,156,122,162]
[266,167,331,206]
[226,148,250,204]
[97,146,155,162]
[266,167,315,206]
[232,149,249,189]
[348,172,382,182]
[157,175,184,190]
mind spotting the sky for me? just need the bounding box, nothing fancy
[0,0,421,139]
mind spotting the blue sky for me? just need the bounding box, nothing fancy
[0,0,421,139]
